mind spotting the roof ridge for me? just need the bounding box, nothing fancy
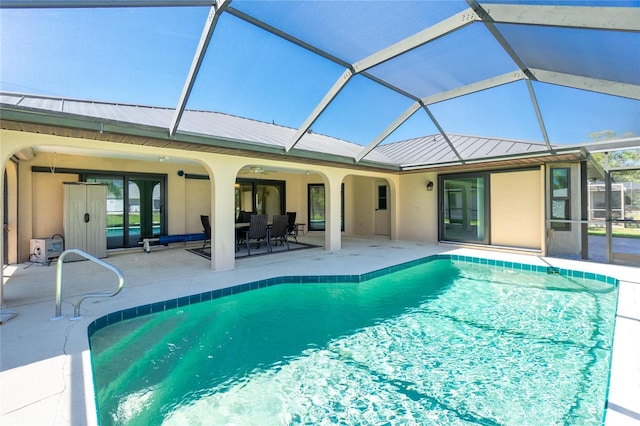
[379,132,550,147]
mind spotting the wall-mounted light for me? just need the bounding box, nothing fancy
[426,181,434,191]
[159,156,169,162]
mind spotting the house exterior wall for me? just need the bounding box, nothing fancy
[3,128,586,266]
[349,175,375,235]
[184,178,211,234]
[1,129,400,266]
[490,169,543,250]
[32,171,77,241]
[396,172,439,243]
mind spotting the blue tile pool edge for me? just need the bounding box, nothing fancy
[87,253,619,339]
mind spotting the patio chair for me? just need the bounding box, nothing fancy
[270,214,290,250]
[235,211,248,249]
[238,214,269,255]
[200,215,211,251]
[286,211,297,242]
[237,210,252,223]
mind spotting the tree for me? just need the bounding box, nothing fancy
[588,131,640,183]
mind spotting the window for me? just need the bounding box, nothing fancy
[377,184,388,210]
[550,168,571,231]
[439,173,489,244]
[234,179,286,219]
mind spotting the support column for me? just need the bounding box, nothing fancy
[324,174,344,252]
[202,158,241,271]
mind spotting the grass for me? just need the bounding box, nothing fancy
[588,226,640,238]
[107,213,160,227]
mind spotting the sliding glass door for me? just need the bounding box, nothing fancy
[86,174,166,249]
[307,184,344,231]
[440,174,489,243]
[308,184,326,231]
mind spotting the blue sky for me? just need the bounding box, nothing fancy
[1,3,638,147]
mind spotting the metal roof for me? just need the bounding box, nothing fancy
[375,134,550,168]
[0,92,397,166]
[3,91,604,171]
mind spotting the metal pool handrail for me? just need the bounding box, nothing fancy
[52,249,125,321]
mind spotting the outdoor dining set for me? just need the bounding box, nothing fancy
[200,212,303,256]
[236,211,305,255]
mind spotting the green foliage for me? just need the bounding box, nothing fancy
[588,131,640,182]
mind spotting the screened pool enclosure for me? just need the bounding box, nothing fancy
[1,1,639,265]
[1,0,638,158]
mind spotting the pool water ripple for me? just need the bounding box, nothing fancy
[90,259,618,425]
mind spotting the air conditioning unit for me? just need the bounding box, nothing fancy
[30,238,64,265]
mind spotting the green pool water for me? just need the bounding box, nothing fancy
[90,259,618,425]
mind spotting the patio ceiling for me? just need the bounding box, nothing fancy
[0,1,639,168]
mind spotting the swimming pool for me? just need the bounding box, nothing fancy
[89,255,618,425]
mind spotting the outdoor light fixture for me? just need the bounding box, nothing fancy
[159,156,169,162]
[426,181,434,191]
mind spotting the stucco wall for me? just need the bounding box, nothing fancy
[490,169,542,250]
[349,175,375,235]
[32,172,77,240]
[396,172,438,243]
[184,178,211,234]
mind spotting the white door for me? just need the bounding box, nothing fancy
[374,183,390,236]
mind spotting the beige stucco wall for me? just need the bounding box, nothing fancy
[32,171,77,240]
[490,169,542,250]
[396,172,438,243]
[349,175,375,235]
[184,178,212,234]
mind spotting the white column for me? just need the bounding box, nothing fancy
[202,158,241,271]
[324,174,344,252]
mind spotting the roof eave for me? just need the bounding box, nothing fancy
[400,146,588,171]
[0,106,402,171]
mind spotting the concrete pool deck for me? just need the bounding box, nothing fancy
[1,235,638,425]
